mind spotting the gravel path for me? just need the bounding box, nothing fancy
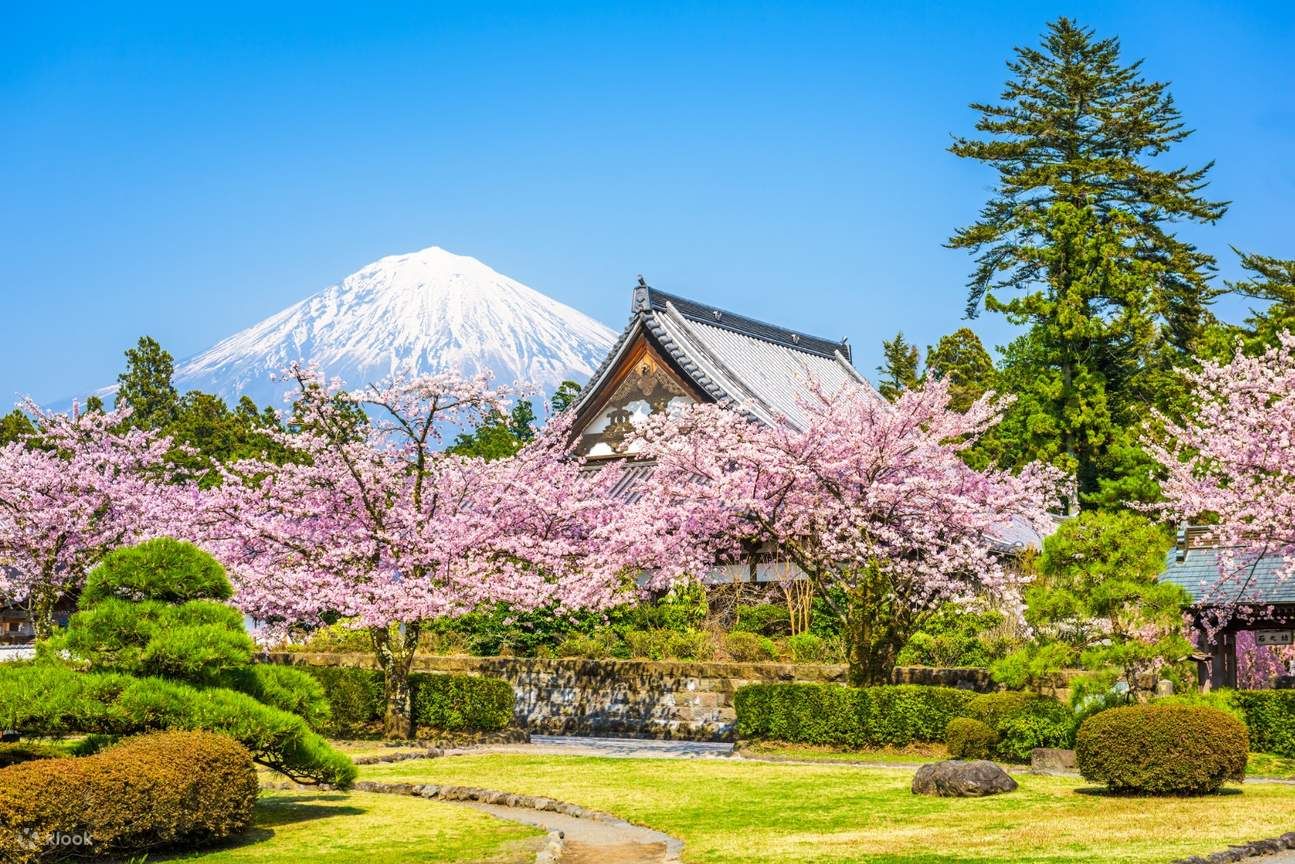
[468,800,683,863]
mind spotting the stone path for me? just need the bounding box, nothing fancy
[468,800,682,863]
[522,734,735,759]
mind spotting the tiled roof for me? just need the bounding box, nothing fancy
[1160,545,1295,606]
[571,282,874,430]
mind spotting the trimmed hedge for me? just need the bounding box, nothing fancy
[0,731,257,863]
[301,666,515,737]
[1076,704,1248,795]
[734,683,975,747]
[945,717,998,759]
[964,691,1075,762]
[1230,690,1295,758]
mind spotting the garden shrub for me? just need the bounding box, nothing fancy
[79,538,233,606]
[555,629,622,659]
[1229,690,1295,758]
[726,631,778,662]
[624,628,715,661]
[785,633,837,664]
[964,691,1075,761]
[945,717,998,759]
[1076,704,1248,795]
[0,662,355,787]
[733,603,791,636]
[412,673,514,733]
[734,682,974,747]
[301,666,385,737]
[215,664,331,730]
[0,741,68,767]
[0,731,257,864]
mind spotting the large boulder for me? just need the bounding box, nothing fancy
[911,760,1018,797]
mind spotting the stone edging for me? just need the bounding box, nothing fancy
[1172,833,1295,864]
[535,830,564,864]
[350,748,446,765]
[349,779,631,824]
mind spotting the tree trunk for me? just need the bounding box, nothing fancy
[840,568,909,687]
[30,585,57,642]
[371,622,421,740]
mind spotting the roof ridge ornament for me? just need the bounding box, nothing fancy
[631,275,651,314]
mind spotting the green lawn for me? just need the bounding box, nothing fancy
[363,754,1295,864]
[158,789,541,864]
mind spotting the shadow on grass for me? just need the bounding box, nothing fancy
[133,795,366,861]
[1073,786,1244,797]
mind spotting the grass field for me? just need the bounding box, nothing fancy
[362,753,1295,864]
[159,789,541,864]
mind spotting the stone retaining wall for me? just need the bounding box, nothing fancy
[269,652,997,741]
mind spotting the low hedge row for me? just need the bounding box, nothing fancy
[302,667,515,738]
[734,683,975,747]
[0,731,258,863]
[1077,704,1248,795]
[1230,690,1295,758]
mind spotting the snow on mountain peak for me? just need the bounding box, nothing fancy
[164,246,618,407]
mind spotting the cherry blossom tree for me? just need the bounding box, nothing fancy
[1151,332,1295,624]
[635,377,1064,685]
[201,366,645,738]
[0,403,182,639]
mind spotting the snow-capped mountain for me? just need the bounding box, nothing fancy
[106,247,617,408]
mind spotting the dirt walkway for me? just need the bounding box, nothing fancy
[468,800,682,863]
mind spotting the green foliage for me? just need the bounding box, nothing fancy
[733,603,791,636]
[1220,248,1295,353]
[925,328,998,413]
[549,380,583,414]
[0,731,258,864]
[0,662,354,787]
[1229,690,1295,758]
[215,665,331,731]
[877,331,922,401]
[994,512,1190,701]
[949,19,1227,505]
[80,538,233,606]
[786,633,837,664]
[413,674,514,733]
[448,400,537,460]
[0,409,36,446]
[896,604,1016,668]
[300,667,385,738]
[117,336,180,429]
[725,631,778,662]
[734,683,975,748]
[0,741,69,767]
[1076,704,1248,795]
[945,717,999,760]
[964,691,1075,761]
[555,629,624,659]
[623,628,715,661]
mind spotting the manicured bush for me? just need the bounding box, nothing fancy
[734,682,975,748]
[412,673,514,733]
[300,666,385,738]
[0,662,355,787]
[1229,690,1295,758]
[80,538,232,606]
[0,731,258,864]
[785,633,837,664]
[215,664,331,730]
[964,691,1075,762]
[1076,704,1248,795]
[945,717,999,759]
[624,628,715,661]
[733,603,791,636]
[726,631,778,662]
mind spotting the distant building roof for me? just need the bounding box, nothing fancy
[569,282,872,435]
[1159,526,1295,607]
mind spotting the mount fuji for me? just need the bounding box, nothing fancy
[99,247,618,409]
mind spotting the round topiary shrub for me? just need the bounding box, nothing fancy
[946,717,999,760]
[726,631,778,662]
[1076,704,1248,795]
[965,691,1075,761]
[80,537,232,606]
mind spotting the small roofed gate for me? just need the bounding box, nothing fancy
[1162,526,1295,690]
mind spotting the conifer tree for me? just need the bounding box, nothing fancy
[877,331,921,401]
[926,328,996,412]
[949,18,1227,505]
[117,336,180,429]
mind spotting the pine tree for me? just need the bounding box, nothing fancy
[116,336,179,429]
[1227,248,1295,350]
[925,328,996,412]
[550,380,582,414]
[0,409,36,446]
[948,18,1227,506]
[877,331,921,402]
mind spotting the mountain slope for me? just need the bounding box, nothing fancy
[143,247,617,408]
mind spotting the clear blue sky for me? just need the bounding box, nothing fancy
[2,2,1292,407]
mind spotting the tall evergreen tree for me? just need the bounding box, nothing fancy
[0,410,36,446]
[925,328,997,412]
[1225,248,1295,350]
[550,380,582,414]
[948,18,1227,506]
[877,331,921,402]
[116,336,180,429]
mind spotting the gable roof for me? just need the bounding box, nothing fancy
[571,282,872,431]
